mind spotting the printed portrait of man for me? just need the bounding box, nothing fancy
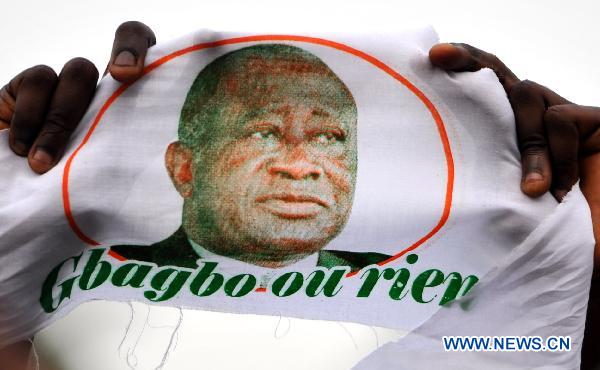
[111,44,390,270]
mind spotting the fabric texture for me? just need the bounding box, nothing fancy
[0,27,594,369]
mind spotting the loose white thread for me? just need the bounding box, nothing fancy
[28,338,39,370]
[273,315,291,339]
[118,301,135,358]
[337,323,359,350]
[123,303,150,369]
[369,326,380,349]
[153,307,183,370]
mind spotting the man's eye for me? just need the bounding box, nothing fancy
[251,130,276,139]
[314,132,343,144]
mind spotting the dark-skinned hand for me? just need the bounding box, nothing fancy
[429,43,600,370]
[0,21,155,369]
[429,43,600,270]
[0,21,155,174]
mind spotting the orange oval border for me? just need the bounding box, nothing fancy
[62,35,454,280]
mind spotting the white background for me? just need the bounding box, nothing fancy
[2,0,599,369]
[1,0,599,106]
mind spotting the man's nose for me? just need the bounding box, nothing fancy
[268,158,323,181]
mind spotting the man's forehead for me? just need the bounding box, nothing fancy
[209,58,356,131]
[178,45,357,145]
[219,85,355,131]
[232,53,332,76]
[218,58,347,96]
[213,61,354,116]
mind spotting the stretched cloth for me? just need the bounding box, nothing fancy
[0,27,593,369]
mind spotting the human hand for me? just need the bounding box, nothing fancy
[429,43,600,268]
[0,21,156,174]
[0,21,157,369]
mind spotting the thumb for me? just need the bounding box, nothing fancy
[108,21,156,84]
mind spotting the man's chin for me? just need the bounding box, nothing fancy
[235,232,329,260]
[253,220,334,246]
[267,237,327,254]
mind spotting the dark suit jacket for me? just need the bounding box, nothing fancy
[110,227,390,271]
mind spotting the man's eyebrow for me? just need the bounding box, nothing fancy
[311,107,331,118]
[238,104,283,126]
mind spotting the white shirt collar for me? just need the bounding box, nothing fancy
[187,238,320,287]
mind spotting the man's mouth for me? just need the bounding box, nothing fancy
[255,194,329,219]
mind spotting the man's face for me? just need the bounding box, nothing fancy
[171,56,357,266]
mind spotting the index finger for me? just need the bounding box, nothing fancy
[429,43,520,92]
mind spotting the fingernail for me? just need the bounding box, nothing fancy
[525,172,544,183]
[114,50,137,67]
[32,148,53,166]
[12,140,28,155]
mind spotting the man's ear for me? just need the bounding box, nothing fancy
[165,142,194,198]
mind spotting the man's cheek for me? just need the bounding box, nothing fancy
[214,149,270,206]
[321,158,354,196]
[218,140,271,171]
